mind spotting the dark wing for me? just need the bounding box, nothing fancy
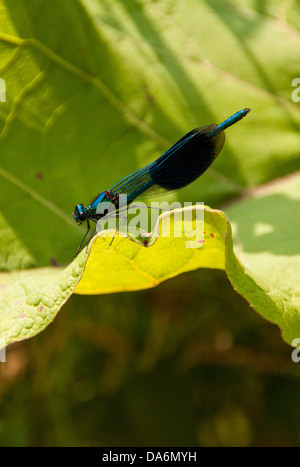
[110,124,225,203]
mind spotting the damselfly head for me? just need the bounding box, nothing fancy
[73,204,87,223]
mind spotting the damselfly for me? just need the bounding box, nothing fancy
[73,108,250,253]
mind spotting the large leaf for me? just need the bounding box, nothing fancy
[0,0,299,265]
[226,172,300,344]
[75,171,300,345]
[1,170,299,347]
[0,0,299,347]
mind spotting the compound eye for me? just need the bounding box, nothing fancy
[73,204,85,223]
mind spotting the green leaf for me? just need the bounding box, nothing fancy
[0,212,35,271]
[0,1,300,347]
[0,0,300,265]
[1,169,300,346]
[74,170,300,346]
[2,205,226,345]
[0,252,87,346]
[226,172,300,345]
[75,207,226,295]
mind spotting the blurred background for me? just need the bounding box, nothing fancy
[1,269,299,447]
[1,0,300,446]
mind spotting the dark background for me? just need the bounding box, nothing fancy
[1,267,298,447]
